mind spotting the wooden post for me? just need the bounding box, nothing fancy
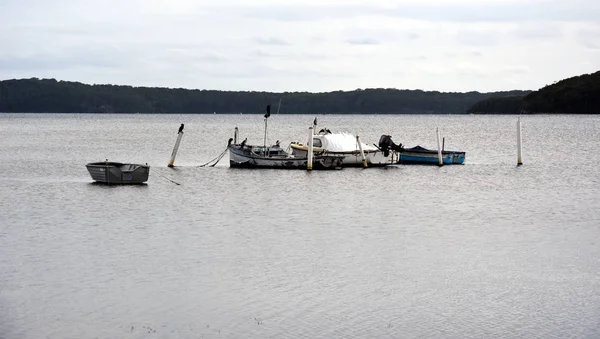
[356,135,368,168]
[234,127,238,144]
[517,118,523,166]
[436,128,443,166]
[307,127,313,170]
[168,130,184,168]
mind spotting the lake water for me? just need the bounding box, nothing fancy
[1,113,599,339]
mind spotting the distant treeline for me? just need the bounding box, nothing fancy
[468,70,600,114]
[0,78,529,114]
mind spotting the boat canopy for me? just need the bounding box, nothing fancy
[316,133,378,152]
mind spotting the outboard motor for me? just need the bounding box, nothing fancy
[378,135,403,157]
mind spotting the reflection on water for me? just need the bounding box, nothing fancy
[0,114,599,339]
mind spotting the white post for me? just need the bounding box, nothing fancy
[307,127,313,170]
[436,128,443,166]
[234,127,238,144]
[517,117,523,166]
[263,118,268,147]
[356,135,368,168]
[168,131,184,167]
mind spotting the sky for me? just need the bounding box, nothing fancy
[1,0,599,93]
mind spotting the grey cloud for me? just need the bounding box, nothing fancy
[250,50,273,58]
[254,37,290,46]
[577,29,600,49]
[502,66,531,75]
[341,26,423,43]
[246,50,331,62]
[199,64,353,80]
[399,55,428,61]
[580,41,600,49]
[0,50,122,71]
[456,31,500,47]
[232,0,599,23]
[513,24,563,40]
[196,53,229,62]
[455,69,488,78]
[346,38,379,45]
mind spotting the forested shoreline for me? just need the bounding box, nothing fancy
[2,71,598,114]
[468,71,600,114]
[0,78,528,114]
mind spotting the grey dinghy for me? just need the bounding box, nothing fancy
[86,161,150,184]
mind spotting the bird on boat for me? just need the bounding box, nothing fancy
[240,138,247,147]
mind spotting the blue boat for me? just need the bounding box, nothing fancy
[378,135,465,165]
[398,145,465,165]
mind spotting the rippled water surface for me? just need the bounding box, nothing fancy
[1,113,599,339]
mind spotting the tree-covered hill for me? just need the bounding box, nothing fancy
[468,71,600,114]
[0,78,529,114]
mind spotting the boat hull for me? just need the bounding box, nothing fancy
[398,146,465,165]
[86,162,150,184]
[228,145,343,169]
[290,144,396,167]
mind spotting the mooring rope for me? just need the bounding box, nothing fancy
[197,148,228,167]
[159,175,181,185]
[209,150,227,167]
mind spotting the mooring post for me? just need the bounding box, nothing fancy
[356,135,368,168]
[307,127,313,171]
[234,126,238,144]
[436,128,443,167]
[168,125,184,168]
[517,118,523,166]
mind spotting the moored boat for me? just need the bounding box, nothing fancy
[378,134,465,165]
[86,161,150,184]
[228,140,343,169]
[397,146,465,165]
[290,130,398,167]
[227,106,344,170]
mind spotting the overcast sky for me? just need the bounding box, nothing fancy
[1,0,599,92]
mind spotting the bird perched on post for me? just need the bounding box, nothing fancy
[178,124,184,133]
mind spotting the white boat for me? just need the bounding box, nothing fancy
[227,107,344,170]
[228,140,343,169]
[289,130,398,167]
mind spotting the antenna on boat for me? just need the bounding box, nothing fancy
[263,104,271,149]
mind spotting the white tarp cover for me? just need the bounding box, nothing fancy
[319,133,378,152]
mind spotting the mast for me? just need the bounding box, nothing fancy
[263,104,271,150]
